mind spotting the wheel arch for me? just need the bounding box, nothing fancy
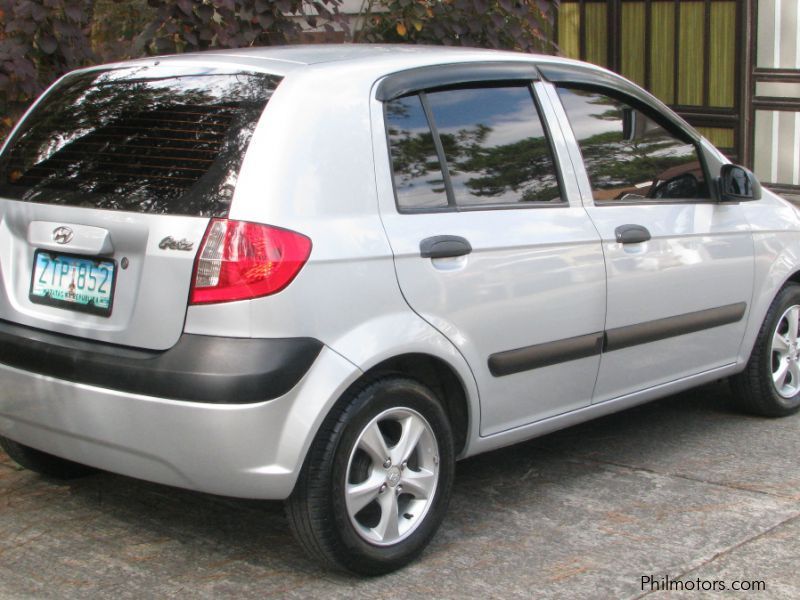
[351,353,472,456]
[740,247,800,367]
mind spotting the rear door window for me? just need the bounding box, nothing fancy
[385,95,449,210]
[426,86,562,207]
[385,84,563,211]
[0,68,281,216]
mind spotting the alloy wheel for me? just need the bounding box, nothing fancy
[344,407,440,546]
[771,304,800,398]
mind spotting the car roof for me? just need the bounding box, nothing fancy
[180,44,553,66]
[98,43,605,79]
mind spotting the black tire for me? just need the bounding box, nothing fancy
[731,283,800,417]
[286,376,455,575]
[0,436,96,479]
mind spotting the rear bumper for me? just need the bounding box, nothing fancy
[0,319,322,404]
[0,334,361,499]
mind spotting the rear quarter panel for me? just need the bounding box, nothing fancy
[183,63,482,455]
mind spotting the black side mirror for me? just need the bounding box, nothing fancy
[718,164,761,202]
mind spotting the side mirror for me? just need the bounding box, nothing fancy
[718,164,761,202]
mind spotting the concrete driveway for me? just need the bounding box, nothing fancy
[1,381,798,599]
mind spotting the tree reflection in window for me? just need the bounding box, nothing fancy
[556,87,710,201]
[0,69,280,217]
[427,86,562,206]
[385,95,449,210]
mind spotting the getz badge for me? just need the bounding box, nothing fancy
[158,236,194,251]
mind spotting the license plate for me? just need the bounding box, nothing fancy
[29,250,116,317]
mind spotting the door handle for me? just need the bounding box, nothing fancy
[615,224,651,244]
[420,235,472,259]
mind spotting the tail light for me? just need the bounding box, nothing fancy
[190,219,312,305]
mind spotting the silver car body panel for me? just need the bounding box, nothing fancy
[540,83,755,400]
[0,201,208,349]
[369,83,607,436]
[0,46,799,498]
[0,345,360,499]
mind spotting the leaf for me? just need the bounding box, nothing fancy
[196,4,214,20]
[177,0,194,17]
[257,13,274,28]
[36,35,57,54]
[412,19,422,32]
[154,36,173,52]
[30,3,48,22]
[14,1,32,19]
[183,27,198,46]
[63,4,83,22]
[396,21,407,36]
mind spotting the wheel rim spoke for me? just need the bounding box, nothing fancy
[774,360,790,389]
[773,331,790,354]
[373,489,400,542]
[345,472,384,515]
[358,421,390,466]
[789,308,800,344]
[789,360,800,389]
[400,467,436,499]
[391,415,426,466]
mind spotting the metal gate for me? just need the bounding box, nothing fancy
[557,0,743,161]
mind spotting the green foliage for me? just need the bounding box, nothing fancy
[91,0,156,61]
[0,0,97,139]
[357,0,558,53]
[0,0,558,143]
[136,0,340,54]
[0,1,95,102]
[0,0,341,140]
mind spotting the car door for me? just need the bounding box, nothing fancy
[544,81,754,403]
[372,66,607,436]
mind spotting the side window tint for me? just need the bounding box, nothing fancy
[385,95,448,210]
[556,87,710,202]
[426,86,562,206]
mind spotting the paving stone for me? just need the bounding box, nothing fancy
[0,382,798,599]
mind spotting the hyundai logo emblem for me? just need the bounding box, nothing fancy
[52,226,74,245]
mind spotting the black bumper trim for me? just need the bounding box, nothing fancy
[0,319,323,404]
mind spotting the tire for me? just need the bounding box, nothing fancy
[0,436,95,479]
[286,376,455,575]
[731,283,800,417]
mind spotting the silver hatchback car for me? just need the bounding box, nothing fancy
[1,45,799,574]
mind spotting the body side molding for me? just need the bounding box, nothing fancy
[488,332,604,377]
[603,302,747,352]
[489,302,747,377]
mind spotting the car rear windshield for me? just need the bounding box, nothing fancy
[0,67,281,217]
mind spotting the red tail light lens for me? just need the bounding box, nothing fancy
[190,219,312,305]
